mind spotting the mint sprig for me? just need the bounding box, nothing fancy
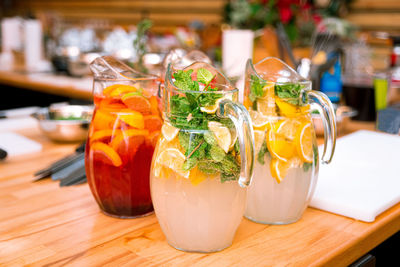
[168,68,240,182]
[275,83,305,106]
[249,74,306,107]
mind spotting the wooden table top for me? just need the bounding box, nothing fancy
[1,122,399,266]
[0,70,92,100]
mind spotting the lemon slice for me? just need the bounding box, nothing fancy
[295,122,313,163]
[261,82,275,98]
[249,110,274,131]
[266,129,295,162]
[257,82,276,116]
[155,148,189,179]
[274,118,301,141]
[208,121,231,153]
[254,130,266,153]
[200,95,233,114]
[270,158,289,183]
[161,122,179,141]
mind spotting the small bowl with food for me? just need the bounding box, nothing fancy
[32,104,93,142]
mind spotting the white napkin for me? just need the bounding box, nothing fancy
[0,132,42,157]
[310,130,400,222]
[0,117,38,132]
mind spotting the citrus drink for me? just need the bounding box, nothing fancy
[244,78,319,224]
[85,83,162,218]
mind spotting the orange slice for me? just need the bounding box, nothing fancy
[90,129,121,144]
[144,115,163,132]
[295,122,314,163]
[92,110,119,130]
[106,85,137,98]
[149,96,160,116]
[110,129,148,158]
[118,110,144,129]
[270,158,289,183]
[145,131,161,148]
[102,84,122,96]
[121,93,151,114]
[91,142,122,167]
[189,166,208,186]
[99,99,127,111]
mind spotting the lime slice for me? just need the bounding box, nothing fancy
[208,121,231,153]
[161,122,179,141]
[200,95,233,114]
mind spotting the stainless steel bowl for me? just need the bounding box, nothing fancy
[32,105,93,142]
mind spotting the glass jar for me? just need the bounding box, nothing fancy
[150,62,255,252]
[85,56,162,218]
[244,57,337,224]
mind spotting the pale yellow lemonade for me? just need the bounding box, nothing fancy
[151,64,254,252]
[151,124,246,252]
[244,81,319,224]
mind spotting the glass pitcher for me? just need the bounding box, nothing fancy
[150,62,255,252]
[244,57,336,224]
[86,56,162,218]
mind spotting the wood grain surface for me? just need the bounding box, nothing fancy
[0,124,399,266]
[0,71,92,100]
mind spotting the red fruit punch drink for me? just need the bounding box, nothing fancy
[86,56,162,218]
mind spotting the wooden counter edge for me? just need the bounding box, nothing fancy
[313,203,400,266]
[0,70,92,100]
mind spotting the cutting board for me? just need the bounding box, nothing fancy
[310,130,400,222]
[0,132,42,158]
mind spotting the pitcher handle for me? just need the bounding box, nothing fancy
[307,90,337,164]
[217,99,255,188]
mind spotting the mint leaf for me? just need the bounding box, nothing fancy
[257,140,269,165]
[204,131,217,146]
[303,146,318,172]
[182,157,197,171]
[198,88,223,107]
[174,69,199,91]
[210,145,225,162]
[198,160,219,175]
[249,74,266,102]
[197,68,214,85]
[220,154,240,181]
[275,83,305,106]
[168,68,242,183]
[221,173,237,182]
[178,131,190,151]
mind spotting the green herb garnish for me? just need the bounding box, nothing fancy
[257,140,269,164]
[275,83,304,106]
[303,146,318,172]
[249,74,266,103]
[249,75,306,107]
[169,68,241,182]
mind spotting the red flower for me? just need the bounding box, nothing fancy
[312,14,322,24]
[279,7,293,24]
